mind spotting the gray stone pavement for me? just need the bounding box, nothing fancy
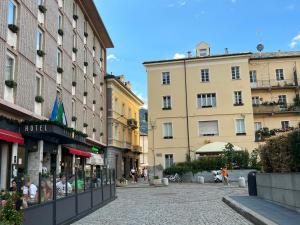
[73,183,253,225]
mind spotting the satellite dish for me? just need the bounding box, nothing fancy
[257,43,264,52]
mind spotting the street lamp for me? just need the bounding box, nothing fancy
[149,120,156,177]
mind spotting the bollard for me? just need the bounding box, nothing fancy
[238,176,246,188]
[162,178,169,186]
[199,176,204,184]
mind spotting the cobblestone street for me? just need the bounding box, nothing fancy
[73,183,253,225]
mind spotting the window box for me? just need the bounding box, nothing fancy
[234,103,244,106]
[73,15,78,20]
[93,128,97,132]
[93,73,97,77]
[37,50,45,57]
[201,105,213,108]
[236,132,246,136]
[38,5,47,13]
[83,123,88,127]
[35,96,44,103]
[72,47,78,53]
[58,29,64,36]
[162,107,171,110]
[163,136,173,139]
[5,80,17,88]
[93,100,96,104]
[57,67,63,73]
[84,32,88,37]
[84,62,88,67]
[83,91,88,96]
[8,24,19,33]
[72,81,76,86]
[202,133,217,136]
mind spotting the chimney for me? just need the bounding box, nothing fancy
[224,48,229,54]
[187,51,192,58]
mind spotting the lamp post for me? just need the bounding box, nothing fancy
[149,120,156,177]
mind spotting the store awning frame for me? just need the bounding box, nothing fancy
[0,128,24,145]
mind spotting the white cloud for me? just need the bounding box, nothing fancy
[231,0,237,3]
[107,54,119,61]
[135,91,148,109]
[167,3,175,7]
[289,34,300,49]
[286,4,295,10]
[178,1,187,7]
[167,1,187,8]
[173,53,186,59]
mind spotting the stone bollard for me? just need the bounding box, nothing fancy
[238,176,246,188]
[162,178,169,186]
[198,176,204,184]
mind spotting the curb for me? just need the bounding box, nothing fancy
[222,196,278,225]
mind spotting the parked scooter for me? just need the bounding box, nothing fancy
[212,170,222,183]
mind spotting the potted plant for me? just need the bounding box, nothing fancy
[5,80,17,88]
[72,47,78,53]
[72,81,77,86]
[83,123,88,127]
[0,192,23,225]
[116,177,128,187]
[93,73,97,77]
[73,15,78,20]
[93,100,96,104]
[150,176,162,186]
[37,50,45,57]
[83,91,88,96]
[57,67,63,73]
[84,61,88,67]
[8,24,19,33]
[38,4,47,13]
[93,128,97,132]
[84,32,88,37]
[35,96,44,103]
[71,116,77,121]
[58,29,64,36]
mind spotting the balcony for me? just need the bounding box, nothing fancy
[251,79,298,90]
[132,145,142,154]
[253,103,300,115]
[127,118,138,130]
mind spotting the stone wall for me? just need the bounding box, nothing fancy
[257,173,300,213]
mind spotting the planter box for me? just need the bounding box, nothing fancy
[257,173,300,212]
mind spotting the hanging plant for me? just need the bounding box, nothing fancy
[83,123,88,127]
[5,80,17,88]
[8,24,19,33]
[71,116,77,121]
[35,96,44,103]
[93,100,96,104]
[37,50,45,57]
[93,128,97,132]
[84,62,88,67]
[84,32,88,37]
[84,91,88,96]
[73,15,78,20]
[72,47,78,53]
[72,81,77,86]
[38,5,47,13]
[58,29,64,36]
[57,67,63,73]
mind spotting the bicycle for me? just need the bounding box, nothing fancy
[167,173,182,183]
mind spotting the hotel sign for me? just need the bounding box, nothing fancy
[23,124,48,133]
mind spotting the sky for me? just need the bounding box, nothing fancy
[95,0,300,108]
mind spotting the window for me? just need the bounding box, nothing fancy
[72,67,76,82]
[254,122,262,131]
[250,70,257,83]
[199,49,207,57]
[114,124,119,139]
[122,103,125,115]
[72,100,76,116]
[231,66,240,80]
[199,121,219,136]
[278,95,287,108]
[276,69,284,80]
[83,107,87,123]
[114,98,118,112]
[201,69,209,82]
[58,13,63,30]
[197,93,216,108]
[84,49,87,62]
[72,2,76,15]
[37,0,44,5]
[236,119,246,135]
[162,72,170,85]
[73,33,77,48]
[35,75,42,96]
[84,20,87,33]
[252,96,260,106]
[162,96,171,109]
[5,53,15,80]
[57,49,62,67]
[128,108,131,119]
[163,122,173,139]
[281,121,289,129]
[234,91,243,105]
[8,0,17,25]
[84,77,87,92]
[36,29,43,50]
[165,154,173,168]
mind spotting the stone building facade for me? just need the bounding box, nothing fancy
[0,0,113,188]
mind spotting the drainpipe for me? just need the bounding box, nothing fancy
[183,59,191,161]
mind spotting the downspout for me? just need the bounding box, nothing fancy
[183,59,191,161]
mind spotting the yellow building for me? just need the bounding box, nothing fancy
[105,75,144,178]
[144,42,300,169]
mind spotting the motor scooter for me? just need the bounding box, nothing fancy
[212,170,222,183]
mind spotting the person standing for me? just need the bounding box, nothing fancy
[143,167,148,181]
[56,174,72,197]
[222,166,229,185]
[130,168,136,183]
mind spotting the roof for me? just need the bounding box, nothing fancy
[250,51,300,60]
[143,52,252,65]
[78,0,113,48]
[105,75,144,105]
[195,142,241,154]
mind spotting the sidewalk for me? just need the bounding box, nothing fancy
[223,195,300,225]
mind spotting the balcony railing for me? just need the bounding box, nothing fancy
[253,103,300,114]
[127,118,138,130]
[251,79,297,89]
[132,145,142,153]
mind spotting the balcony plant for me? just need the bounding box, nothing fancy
[100,57,103,62]
[83,123,88,127]
[57,67,63,73]
[35,96,44,103]
[83,91,88,96]
[100,132,103,136]
[84,62,88,67]
[71,116,77,121]
[100,82,104,86]
[72,47,78,53]
[100,107,103,111]
[93,100,96,104]
[38,5,47,13]
[5,80,17,88]
[93,128,97,132]
[58,29,64,36]
[8,24,19,33]
[37,50,45,57]
[84,32,88,37]
[93,73,97,77]
[72,81,77,86]
[73,15,78,20]
[93,46,96,51]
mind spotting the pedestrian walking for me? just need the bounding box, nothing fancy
[130,168,137,183]
[143,167,148,181]
[221,166,229,185]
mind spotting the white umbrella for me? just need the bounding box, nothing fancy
[195,142,241,154]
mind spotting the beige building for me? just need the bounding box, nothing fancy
[144,42,300,169]
[106,75,144,178]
